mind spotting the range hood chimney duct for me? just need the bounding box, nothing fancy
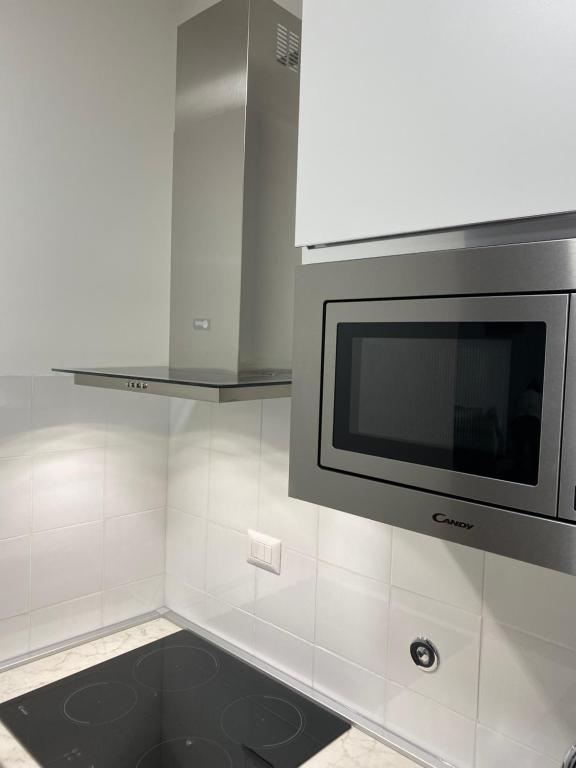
[170,0,301,375]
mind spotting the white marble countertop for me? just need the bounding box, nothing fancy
[0,618,419,768]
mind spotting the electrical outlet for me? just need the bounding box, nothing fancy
[247,530,281,574]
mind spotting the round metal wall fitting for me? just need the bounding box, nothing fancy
[562,743,576,768]
[410,637,439,673]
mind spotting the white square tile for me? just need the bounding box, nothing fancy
[258,452,318,557]
[203,595,254,654]
[104,510,165,588]
[318,506,391,582]
[107,389,169,445]
[313,647,387,725]
[255,549,316,641]
[0,377,32,458]
[0,457,31,540]
[316,562,389,677]
[31,523,102,609]
[385,682,475,768]
[166,509,206,590]
[169,399,211,451]
[102,576,164,626]
[388,588,481,719]
[0,615,29,662]
[479,621,576,760]
[167,443,209,517]
[30,593,102,651]
[253,619,314,685]
[164,575,207,625]
[261,398,291,455]
[32,375,107,453]
[210,401,262,456]
[484,553,576,649]
[208,452,258,532]
[391,528,485,614]
[105,437,167,518]
[32,448,104,531]
[475,725,557,768]
[0,537,30,619]
[206,524,255,611]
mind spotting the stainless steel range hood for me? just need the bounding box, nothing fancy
[55,0,301,402]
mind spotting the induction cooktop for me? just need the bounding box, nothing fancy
[0,629,350,767]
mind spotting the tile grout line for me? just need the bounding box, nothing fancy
[251,399,265,649]
[471,551,488,768]
[382,527,396,722]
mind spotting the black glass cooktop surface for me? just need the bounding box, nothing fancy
[0,630,349,767]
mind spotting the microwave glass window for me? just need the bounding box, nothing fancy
[332,322,547,485]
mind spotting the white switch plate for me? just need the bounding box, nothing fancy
[247,530,282,574]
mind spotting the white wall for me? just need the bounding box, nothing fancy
[165,398,573,768]
[0,0,177,373]
[0,0,177,660]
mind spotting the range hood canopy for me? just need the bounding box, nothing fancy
[55,0,301,402]
[52,366,291,403]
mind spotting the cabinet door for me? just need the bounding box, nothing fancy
[296,0,576,248]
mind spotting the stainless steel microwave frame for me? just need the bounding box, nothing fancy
[289,237,576,575]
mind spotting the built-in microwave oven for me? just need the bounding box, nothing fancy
[289,236,576,574]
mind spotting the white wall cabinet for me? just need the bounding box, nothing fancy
[296,0,576,250]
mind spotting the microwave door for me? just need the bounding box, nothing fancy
[320,294,568,517]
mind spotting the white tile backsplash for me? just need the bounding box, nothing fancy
[475,725,558,768]
[388,587,481,719]
[385,682,476,768]
[102,575,164,626]
[258,452,318,557]
[104,438,167,518]
[313,647,387,724]
[208,451,259,531]
[205,523,255,610]
[166,508,206,589]
[0,457,31,540]
[253,618,314,685]
[167,443,210,517]
[32,522,103,609]
[203,595,254,653]
[479,621,576,761]
[0,536,30,619]
[2,385,576,766]
[318,505,391,581]
[210,400,262,456]
[169,399,211,451]
[316,561,389,676]
[31,375,107,453]
[261,398,291,455]
[0,615,30,660]
[484,553,576,649]
[104,509,165,588]
[30,593,102,651]
[32,448,104,531]
[255,547,316,641]
[391,527,485,614]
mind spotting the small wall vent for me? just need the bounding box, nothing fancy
[276,23,300,72]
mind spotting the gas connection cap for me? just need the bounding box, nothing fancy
[410,637,440,673]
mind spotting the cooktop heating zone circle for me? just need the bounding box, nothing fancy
[133,645,220,692]
[63,681,138,726]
